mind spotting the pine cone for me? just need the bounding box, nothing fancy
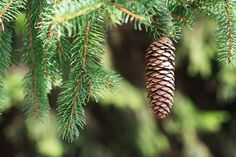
[145,37,175,119]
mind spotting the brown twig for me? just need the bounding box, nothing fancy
[55,2,103,24]
[112,2,145,21]
[171,13,190,24]
[82,20,90,68]
[0,0,14,18]
[0,0,14,31]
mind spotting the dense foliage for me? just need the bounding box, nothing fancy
[0,0,235,142]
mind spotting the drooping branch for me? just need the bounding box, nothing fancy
[66,20,90,131]
[23,0,50,121]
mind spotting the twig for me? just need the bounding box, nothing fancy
[0,0,14,18]
[112,2,145,21]
[171,14,190,24]
[55,2,103,23]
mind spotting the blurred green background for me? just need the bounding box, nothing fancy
[1,14,236,157]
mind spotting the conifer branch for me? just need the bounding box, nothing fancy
[0,0,14,18]
[38,0,61,80]
[0,26,12,115]
[26,11,40,120]
[216,0,236,64]
[66,72,84,131]
[57,18,93,142]
[91,72,114,88]
[224,0,233,63]
[23,0,49,121]
[66,20,90,130]
[0,0,25,22]
[44,22,53,77]
[1,0,236,142]
[55,2,103,24]
[112,2,145,21]
[165,0,196,39]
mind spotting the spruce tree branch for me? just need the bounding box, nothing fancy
[224,0,233,63]
[112,2,145,21]
[41,1,59,77]
[66,20,90,130]
[67,72,84,129]
[0,26,12,114]
[92,73,113,87]
[189,1,223,16]
[43,25,55,76]
[24,1,50,121]
[189,1,224,8]
[55,2,103,24]
[0,0,14,18]
[28,34,40,121]
[25,3,39,121]
[39,0,62,78]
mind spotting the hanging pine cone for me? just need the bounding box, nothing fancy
[145,36,176,119]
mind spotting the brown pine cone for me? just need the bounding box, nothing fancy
[145,37,175,119]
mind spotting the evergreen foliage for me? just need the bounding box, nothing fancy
[0,0,235,142]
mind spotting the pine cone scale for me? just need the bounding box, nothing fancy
[146,51,175,58]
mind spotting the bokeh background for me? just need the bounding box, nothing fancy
[1,14,236,157]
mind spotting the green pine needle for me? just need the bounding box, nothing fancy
[0,26,12,115]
